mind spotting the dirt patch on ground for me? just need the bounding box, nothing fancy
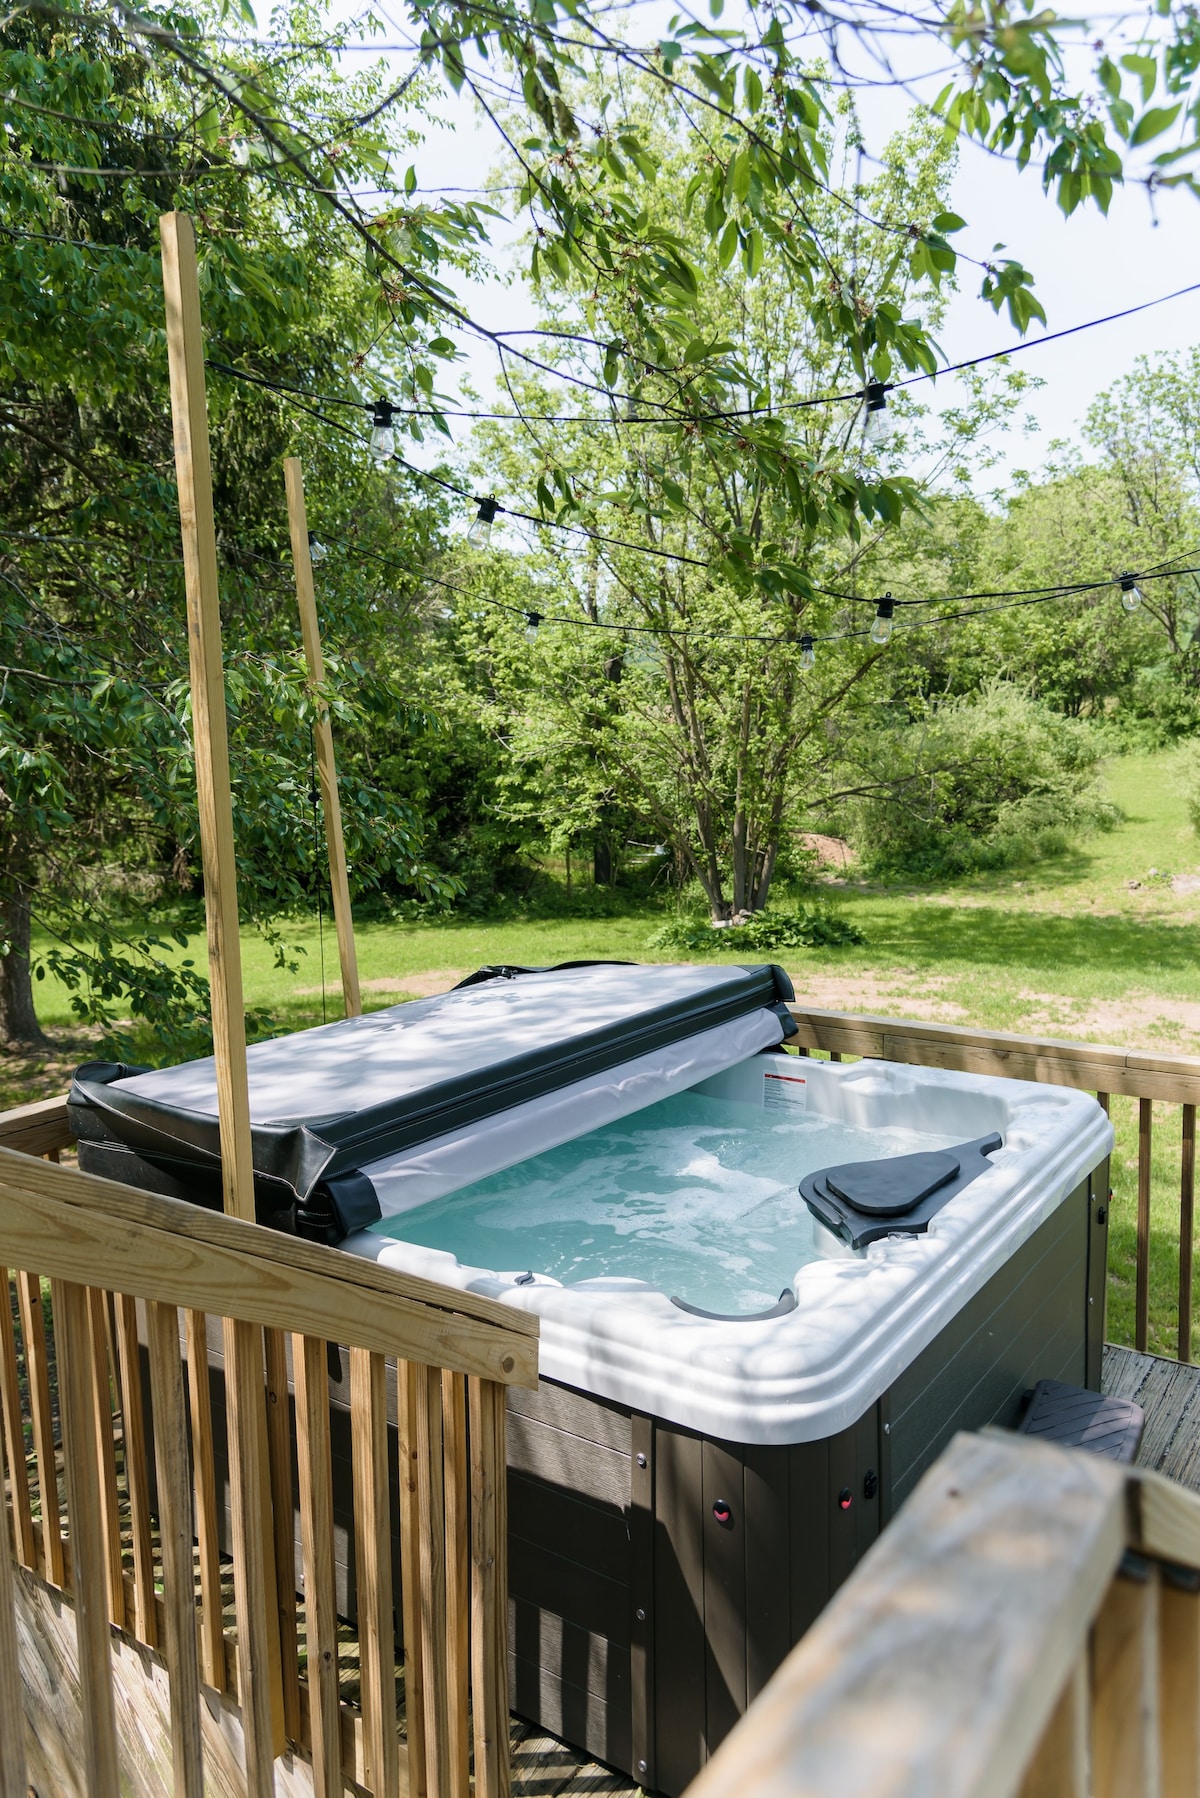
[1,1026,102,1109]
[1072,999,1200,1050]
[298,968,468,1000]
[363,970,468,998]
[799,832,855,871]
[785,970,970,1024]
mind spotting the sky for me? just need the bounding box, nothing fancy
[332,2,1200,492]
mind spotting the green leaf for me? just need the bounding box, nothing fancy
[1131,103,1181,147]
[1120,51,1158,104]
[930,211,966,233]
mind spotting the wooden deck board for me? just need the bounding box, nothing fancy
[1103,1343,1200,1493]
[510,1721,638,1798]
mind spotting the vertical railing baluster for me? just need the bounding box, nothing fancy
[351,1346,399,1797]
[0,1324,28,1798]
[224,1316,283,1795]
[114,1294,157,1648]
[17,1272,62,1583]
[1092,1561,1161,1798]
[293,1334,341,1798]
[443,1369,471,1798]
[184,1309,226,1691]
[469,1377,510,1798]
[53,1278,119,1793]
[1137,1098,1154,1354]
[1018,1655,1088,1798]
[417,1363,450,1798]
[1,1270,34,1571]
[147,1301,204,1798]
[1159,1563,1200,1798]
[1181,1106,1196,1366]
[398,1359,428,1798]
[87,1288,125,1630]
[264,1327,301,1744]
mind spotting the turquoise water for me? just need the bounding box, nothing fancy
[371,1091,961,1316]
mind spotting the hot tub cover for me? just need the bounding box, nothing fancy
[69,961,796,1238]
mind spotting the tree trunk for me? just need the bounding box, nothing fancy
[593,830,613,887]
[752,843,778,911]
[0,882,48,1047]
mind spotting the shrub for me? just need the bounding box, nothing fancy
[646,905,864,954]
[837,682,1118,880]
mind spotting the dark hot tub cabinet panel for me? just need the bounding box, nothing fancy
[504,1166,1103,1794]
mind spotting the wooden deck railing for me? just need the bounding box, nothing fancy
[786,1004,1200,1363]
[685,1425,1200,1798]
[0,1136,538,1798]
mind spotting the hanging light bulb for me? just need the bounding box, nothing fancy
[1118,572,1144,612]
[870,594,895,646]
[369,399,396,463]
[307,530,328,566]
[799,632,816,671]
[524,609,544,643]
[468,496,499,548]
[862,380,892,448]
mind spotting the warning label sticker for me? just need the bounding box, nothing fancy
[763,1068,808,1112]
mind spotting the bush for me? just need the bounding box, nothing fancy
[646,905,864,954]
[838,682,1118,881]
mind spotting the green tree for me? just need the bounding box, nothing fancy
[0,2,470,1046]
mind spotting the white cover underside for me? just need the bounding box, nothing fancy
[345,1055,1114,1446]
[358,1007,785,1216]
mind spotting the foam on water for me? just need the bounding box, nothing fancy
[370,1090,963,1316]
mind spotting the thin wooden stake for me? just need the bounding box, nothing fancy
[283,456,362,1018]
[159,209,255,1225]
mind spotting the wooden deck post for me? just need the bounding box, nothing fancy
[283,456,362,1018]
[160,211,284,1777]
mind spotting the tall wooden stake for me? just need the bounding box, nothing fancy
[283,457,362,1018]
[160,212,285,1776]
[159,210,256,1227]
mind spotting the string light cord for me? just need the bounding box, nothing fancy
[202,269,1200,438]
[321,530,1199,644]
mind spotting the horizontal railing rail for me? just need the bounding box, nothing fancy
[0,1142,537,1798]
[787,1003,1200,1364]
[684,1426,1200,1798]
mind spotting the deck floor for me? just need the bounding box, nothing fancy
[510,1724,638,1798]
[1102,1341,1200,1491]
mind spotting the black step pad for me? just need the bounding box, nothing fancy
[1017,1378,1145,1464]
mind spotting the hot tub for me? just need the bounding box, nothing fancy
[69,963,1113,1793]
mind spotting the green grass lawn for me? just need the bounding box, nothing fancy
[8,746,1200,1356]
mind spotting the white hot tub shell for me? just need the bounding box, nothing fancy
[67,964,1113,1792]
